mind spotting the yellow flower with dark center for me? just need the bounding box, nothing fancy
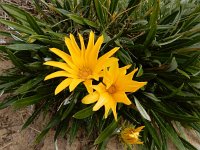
[44,31,119,94]
[82,62,147,120]
[120,126,145,145]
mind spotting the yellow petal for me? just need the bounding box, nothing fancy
[127,68,138,79]
[98,47,119,61]
[119,64,131,75]
[49,48,76,68]
[44,61,76,73]
[65,37,79,55]
[106,62,119,88]
[92,83,106,93]
[104,104,110,119]
[65,37,82,67]
[102,67,113,89]
[69,79,83,92]
[134,126,145,132]
[55,78,72,95]
[83,80,93,93]
[78,33,85,51]
[86,31,94,51]
[82,91,99,104]
[78,33,86,63]
[44,71,70,80]
[70,34,81,52]
[85,31,95,66]
[113,92,132,105]
[87,35,104,67]
[93,93,109,111]
[123,81,147,92]
[91,46,119,74]
[135,141,144,144]
[110,99,117,121]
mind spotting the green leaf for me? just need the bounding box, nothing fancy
[180,137,198,150]
[25,13,44,35]
[21,105,42,130]
[73,105,94,119]
[171,95,200,102]
[0,19,34,34]
[157,78,184,94]
[93,0,105,25]
[54,119,69,140]
[61,99,76,120]
[0,76,29,90]
[35,115,61,143]
[166,57,178,72]
[69,119,79,144]
[144,0,160,47]
[143,92,160,101]
[136,65,143,77]
[6,49,30,72]
[120,0,141,22]
[14,76,44,94]
[152,111,186,150]
[28,35,64,46]
[94,119,118,144]
[0,3,27,23]
[13,94,49,109]
[57,9,98,28]
[0,30,12,37]
[117,49,133,65]
[0,96,18,109]
[6,44,45,51]
[143,119,161,148]
[134,96,151,121]
[110,0,119,14]
[177,68,190,79]
[61,93,80,120]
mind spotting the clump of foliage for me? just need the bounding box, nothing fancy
[0,0,200,149]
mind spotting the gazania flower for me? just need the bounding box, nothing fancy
[120,126,145,145]
[82,62,147,120]
[44,31,119,94]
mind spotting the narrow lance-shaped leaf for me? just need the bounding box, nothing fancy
[0,19,34,34]
[94,119,118,144]
[6,44,45,51]
[143,92,161,102]
[93,0,105,26]
[21,105,43,130]
[0,76,29,91]
[73,105,94,119]
[152,111,186,150]
[134,96,151,121]
[144,0,160,47]
[120,0,141,22]
[25,13,44,35]
[13,94,50,109]
[0,3,27,23]
[143,119,161,148]
[35,115,61,143]
[69,119,79,144]
[6,49,30,72]
[109,0,119,14]
[166,57,178,72]
[14,76,44,94]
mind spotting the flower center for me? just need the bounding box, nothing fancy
[107,85,116,94]
[78,68,92,79]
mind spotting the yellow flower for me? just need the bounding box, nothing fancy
[120,126,145,145]
[82,62,147,120]
[44,31,119,94]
